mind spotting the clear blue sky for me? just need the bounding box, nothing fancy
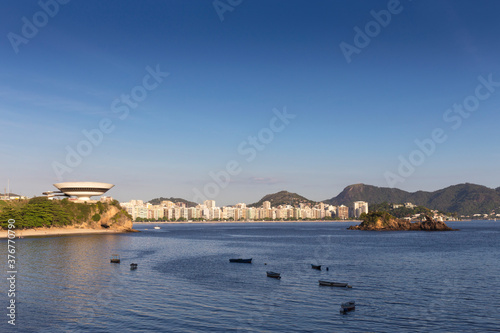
[2,0,500,205]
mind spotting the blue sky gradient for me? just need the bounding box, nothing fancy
[2,0,500,205]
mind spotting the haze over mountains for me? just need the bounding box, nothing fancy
[249,183,500,215]
[149,183,500,216]
[324,183,500,216]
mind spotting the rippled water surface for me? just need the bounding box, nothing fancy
[1,221,499,332]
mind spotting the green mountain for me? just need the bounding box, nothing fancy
[324,183,500,216]
[148,197,198,208]
[249,190,317,208]
[325,183,415,207]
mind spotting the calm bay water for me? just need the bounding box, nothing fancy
[1,221,500,332]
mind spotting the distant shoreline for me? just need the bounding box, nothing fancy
[134,220,361,224]
[133,219,476,225]
[0,227,127,239]
[1,220,486,239]
[0,221,356,238]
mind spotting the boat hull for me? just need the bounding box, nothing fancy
[340,301,355,313]
[110,254,120,263]
[229,258,252,263]
[318,280,351,288]
[266,271,281,279]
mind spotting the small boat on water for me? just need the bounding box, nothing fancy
[110,254,120,263]
[340,301,355,313]
[130,263,138,270]
[266,271,281,279]
[311,264,321,270]
[154,226,160,229]
[318,280,352,288]
[229,258,252,263]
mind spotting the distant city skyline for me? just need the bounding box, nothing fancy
[2,1,500,206]
[120,198,360,221]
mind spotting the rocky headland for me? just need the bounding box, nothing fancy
[0,197,134,233]
[348,211,456,231]
[81,204,133,231]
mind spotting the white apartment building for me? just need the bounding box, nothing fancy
[353,201,369,218]
[204,200,216,209]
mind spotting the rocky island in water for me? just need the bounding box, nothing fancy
[348,211,456,231]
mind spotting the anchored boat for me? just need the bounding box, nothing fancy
[318,280,352,288]
[229,258,252,263]
[340,301,355,313]
[266,271,281,279]
[110,254,120,263]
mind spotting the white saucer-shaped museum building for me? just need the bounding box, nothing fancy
[53,182,114,201]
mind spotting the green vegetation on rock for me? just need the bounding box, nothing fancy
[0,197,133,230]
[349,211,454,231]
[358,211,394,225]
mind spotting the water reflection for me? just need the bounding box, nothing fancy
[0,222,499,332]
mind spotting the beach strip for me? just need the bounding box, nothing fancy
[0,227,125,239]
